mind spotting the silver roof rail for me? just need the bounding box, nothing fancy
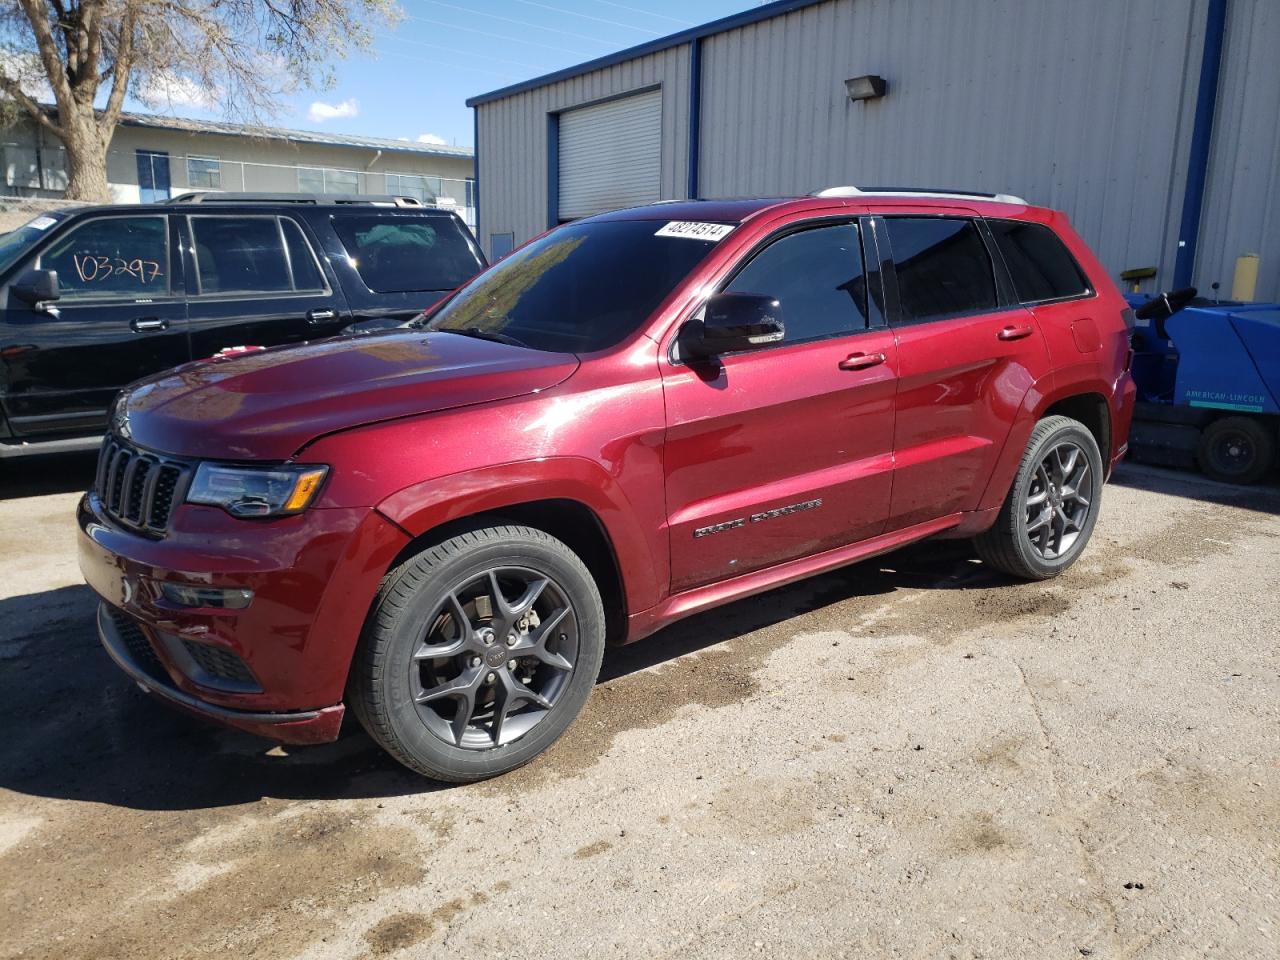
[169,191,427,207]
[811,185,1029,205]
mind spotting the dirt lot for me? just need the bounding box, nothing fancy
[1,456,1277,960]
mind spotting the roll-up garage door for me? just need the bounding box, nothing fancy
[558,89,661,221]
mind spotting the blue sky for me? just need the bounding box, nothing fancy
[250,1,755,148]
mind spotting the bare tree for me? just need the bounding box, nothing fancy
[0,0,398,201]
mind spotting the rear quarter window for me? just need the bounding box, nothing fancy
[988,219,1091,304]
[331,214,481,294]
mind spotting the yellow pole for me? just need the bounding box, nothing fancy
[1231,254,1259,302]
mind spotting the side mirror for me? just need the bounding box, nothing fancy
[682,292,784,360]
[12,269,60,307]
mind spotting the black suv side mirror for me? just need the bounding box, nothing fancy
[12,269,61,307]
[682,292,785,361]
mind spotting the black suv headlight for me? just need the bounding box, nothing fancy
[187,463,328,518]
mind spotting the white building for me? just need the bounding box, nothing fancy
[3,109,476,226]
[468,0,1277,299]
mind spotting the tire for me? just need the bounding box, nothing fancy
[974,415,1105,580]
[1196,416,1276,485]
[349,524,605,782]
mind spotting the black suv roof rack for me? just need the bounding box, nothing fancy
[811,185,1028,205]
[168,192,429,208]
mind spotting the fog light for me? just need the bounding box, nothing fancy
[159,583,254,610]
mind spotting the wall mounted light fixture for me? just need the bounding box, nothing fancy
[845,75,888,102]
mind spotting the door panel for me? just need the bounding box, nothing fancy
[0,214,189,438]
[663,333,898,592]
[661,218,896,593]
[182,214,349,359]
[880,214,1050,528]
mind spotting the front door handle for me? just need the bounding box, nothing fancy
[130,317,168,332]
[838,351,887,371]
[997,324,1035,341]
[307,309,336,324]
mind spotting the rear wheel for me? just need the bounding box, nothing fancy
[974,415,1104,580]
[349,524,605,782]
[1196,416,1276,485]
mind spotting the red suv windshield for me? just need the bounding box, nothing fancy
[429,219,731,352]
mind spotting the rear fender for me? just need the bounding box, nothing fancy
[375,456,664,613]
[975,373,1118,514]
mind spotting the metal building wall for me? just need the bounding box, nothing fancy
[1196,0,1280,301]
[475,47,690,256]
[698,0,1210,295]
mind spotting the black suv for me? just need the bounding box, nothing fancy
[0,193,485,457]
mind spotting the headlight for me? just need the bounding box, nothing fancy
[187,463,328,518]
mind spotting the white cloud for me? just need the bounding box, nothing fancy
[416,133,447,145]
[135,71,220,111]
[308,98,359,122]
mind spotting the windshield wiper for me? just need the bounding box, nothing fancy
[437,326,531,349]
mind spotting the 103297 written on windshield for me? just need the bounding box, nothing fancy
[72,254,163,285]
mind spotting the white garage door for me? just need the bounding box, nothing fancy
[558,89,662,221]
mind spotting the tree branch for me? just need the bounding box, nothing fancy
[15,0,73,103]
[0,74,65,136]
[101,5,137,127]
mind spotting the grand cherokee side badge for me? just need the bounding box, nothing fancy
[693,499,823,538]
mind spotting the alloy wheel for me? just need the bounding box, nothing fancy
[1023,440,1092,560]
[409,566,578,750]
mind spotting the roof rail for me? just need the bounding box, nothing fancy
[169,191,427,207]
[811,185,1029,205]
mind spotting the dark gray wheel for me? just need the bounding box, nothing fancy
[975,415,1104,580]
[350,525,605,782]
[1197,416,1275,485]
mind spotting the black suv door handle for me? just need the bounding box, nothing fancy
[307,309,336,323]
[130,317,168,333]
[838,351,887,371]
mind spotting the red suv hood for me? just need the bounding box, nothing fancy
[121,332,579,461]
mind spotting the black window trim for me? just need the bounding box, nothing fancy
[668,215,883,366]
[33,212,180,306]
[982,216,1098,308]
[185,213,331,300]
[878,213,1021,328]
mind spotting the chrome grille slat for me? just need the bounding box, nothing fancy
[94,438,192,536]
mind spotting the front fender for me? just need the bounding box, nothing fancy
[375,456,666,614]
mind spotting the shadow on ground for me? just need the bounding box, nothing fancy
[0,541,986,812]
[1111,461,1280,516]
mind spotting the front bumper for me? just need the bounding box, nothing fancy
[78,490,411,732]
[96,603,345,743]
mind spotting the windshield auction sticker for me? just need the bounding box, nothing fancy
[26,216,57,231]
[655,221,735,241]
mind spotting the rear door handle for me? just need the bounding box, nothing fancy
[838,351,887,371]
[307,309,336,323]
[130,317,168,332]
[997,324,1035,341]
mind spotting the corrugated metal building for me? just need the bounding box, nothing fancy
[468,0,1278,300]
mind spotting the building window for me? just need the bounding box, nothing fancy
[297,166,360,195]
[386,173,442,203]
[187,156,221,190]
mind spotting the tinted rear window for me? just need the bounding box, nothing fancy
[885,217,997,323]
[331,214,481,294]
[988,219,1091,303]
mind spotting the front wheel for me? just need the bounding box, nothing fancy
[349,524,605,782]
[974,415,1105,580]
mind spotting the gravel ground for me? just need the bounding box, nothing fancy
[1,456,1277,960]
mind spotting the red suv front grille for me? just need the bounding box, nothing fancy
[94,437,192,535]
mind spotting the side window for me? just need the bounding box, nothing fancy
[884,218,997,324]
[725,223,868,343]
[39,217,169,300]
[189,216,318,296]
[281,219,326,292]
[988,219,1091,303]
[330,213,482,294]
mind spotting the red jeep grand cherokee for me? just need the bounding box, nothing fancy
[78,188,1135,782]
